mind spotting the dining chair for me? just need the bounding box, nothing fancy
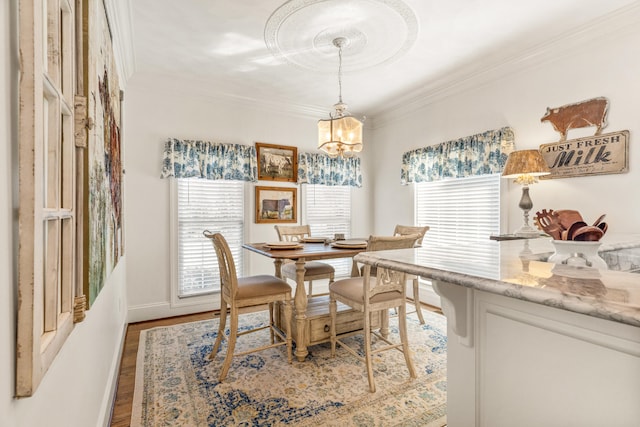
[203,231,293,382]
[329,234,419,392]
[274,225,335,296]
[393,225,430,324]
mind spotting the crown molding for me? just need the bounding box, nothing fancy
[369,2,640,130]
[104,0,136,86]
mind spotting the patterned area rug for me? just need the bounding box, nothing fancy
[131,310,447,426]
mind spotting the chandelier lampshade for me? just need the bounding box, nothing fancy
[318,106,363,158]
[318,37,364,158]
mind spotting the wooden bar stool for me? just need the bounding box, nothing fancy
[204,231,293,382]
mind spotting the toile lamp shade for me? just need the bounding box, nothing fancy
[502,149,551,178]
[318,115,363,158]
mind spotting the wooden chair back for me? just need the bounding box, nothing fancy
[364,264,407,301]
[366,234,421,251]
[393,225,429,246]
[357,235,420,277]
[392,226,430,324]
[203,231,238,299]
[275,225,311,242]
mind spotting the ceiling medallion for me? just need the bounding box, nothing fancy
[264,0,418,73]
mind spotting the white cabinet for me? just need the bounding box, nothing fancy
[435,281,640,427]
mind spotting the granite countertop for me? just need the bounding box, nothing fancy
[354,234,640,327]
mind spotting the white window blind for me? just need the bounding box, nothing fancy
[303,185,352,277]
[176,178,244,297]
[415,174,501,277]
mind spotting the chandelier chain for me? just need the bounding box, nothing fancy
[337,44,343,104]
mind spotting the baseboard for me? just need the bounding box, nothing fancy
[99,320,128,427]
[127,301,218,323]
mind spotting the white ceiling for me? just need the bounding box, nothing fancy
[126,0,636,119]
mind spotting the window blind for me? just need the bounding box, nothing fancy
[303,185,352,277]
[176,178,244,297]
[415,174,500,277]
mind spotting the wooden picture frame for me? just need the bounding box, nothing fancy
[256,142,298,182]
[255,186,297,223]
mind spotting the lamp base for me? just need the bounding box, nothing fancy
[514,224,540,238]
[515,195,539,238]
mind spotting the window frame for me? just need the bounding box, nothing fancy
[16,0,81,397]
[169,178,247,309]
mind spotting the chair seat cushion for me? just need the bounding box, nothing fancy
[237,275,291,298]
[282,261,335,277]
[329,277,402,304]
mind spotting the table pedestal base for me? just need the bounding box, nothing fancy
[275,295,382,361]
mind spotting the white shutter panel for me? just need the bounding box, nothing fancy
[415,174,501,278]
[303,185,352,277]
[177,179,244,296]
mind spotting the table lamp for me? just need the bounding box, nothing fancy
[502,149,551,237]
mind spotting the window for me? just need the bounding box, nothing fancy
[17,0,79,396]
[414,174,501,277]
[303,185,352,277]
[175,179,244,297]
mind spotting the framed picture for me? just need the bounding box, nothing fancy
[255,186,297,223]
[256,142,298,182]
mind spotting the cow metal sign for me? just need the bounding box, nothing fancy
[539,130,629,179]
[541,97,609,141]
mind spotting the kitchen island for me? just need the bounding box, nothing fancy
[355,236,640,427]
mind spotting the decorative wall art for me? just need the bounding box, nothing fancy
[84,0,124,306]
[255,186,297,223]
[256,142,298,182]
[539,131,629,179]
[540,97,609,142]
[539,97,629,179]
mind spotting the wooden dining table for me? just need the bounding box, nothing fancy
[242,241,373,361]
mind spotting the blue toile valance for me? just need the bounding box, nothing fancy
[161,138,257,182]
[298,152,362,187]
[400,127,514,184]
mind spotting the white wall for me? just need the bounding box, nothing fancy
[123,81,372,321]
[370,10,640,237]
[2,1,127,426]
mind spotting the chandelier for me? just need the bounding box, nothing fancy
[317,37,363,158]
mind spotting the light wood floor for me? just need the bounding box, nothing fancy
[108,302,442,426]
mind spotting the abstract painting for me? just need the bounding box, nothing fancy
[84,0,123,306]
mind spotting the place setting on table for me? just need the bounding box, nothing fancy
[260,234,368,251]
[263,241,304,250]
[329,238,368,249]
[299,236,328,243]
